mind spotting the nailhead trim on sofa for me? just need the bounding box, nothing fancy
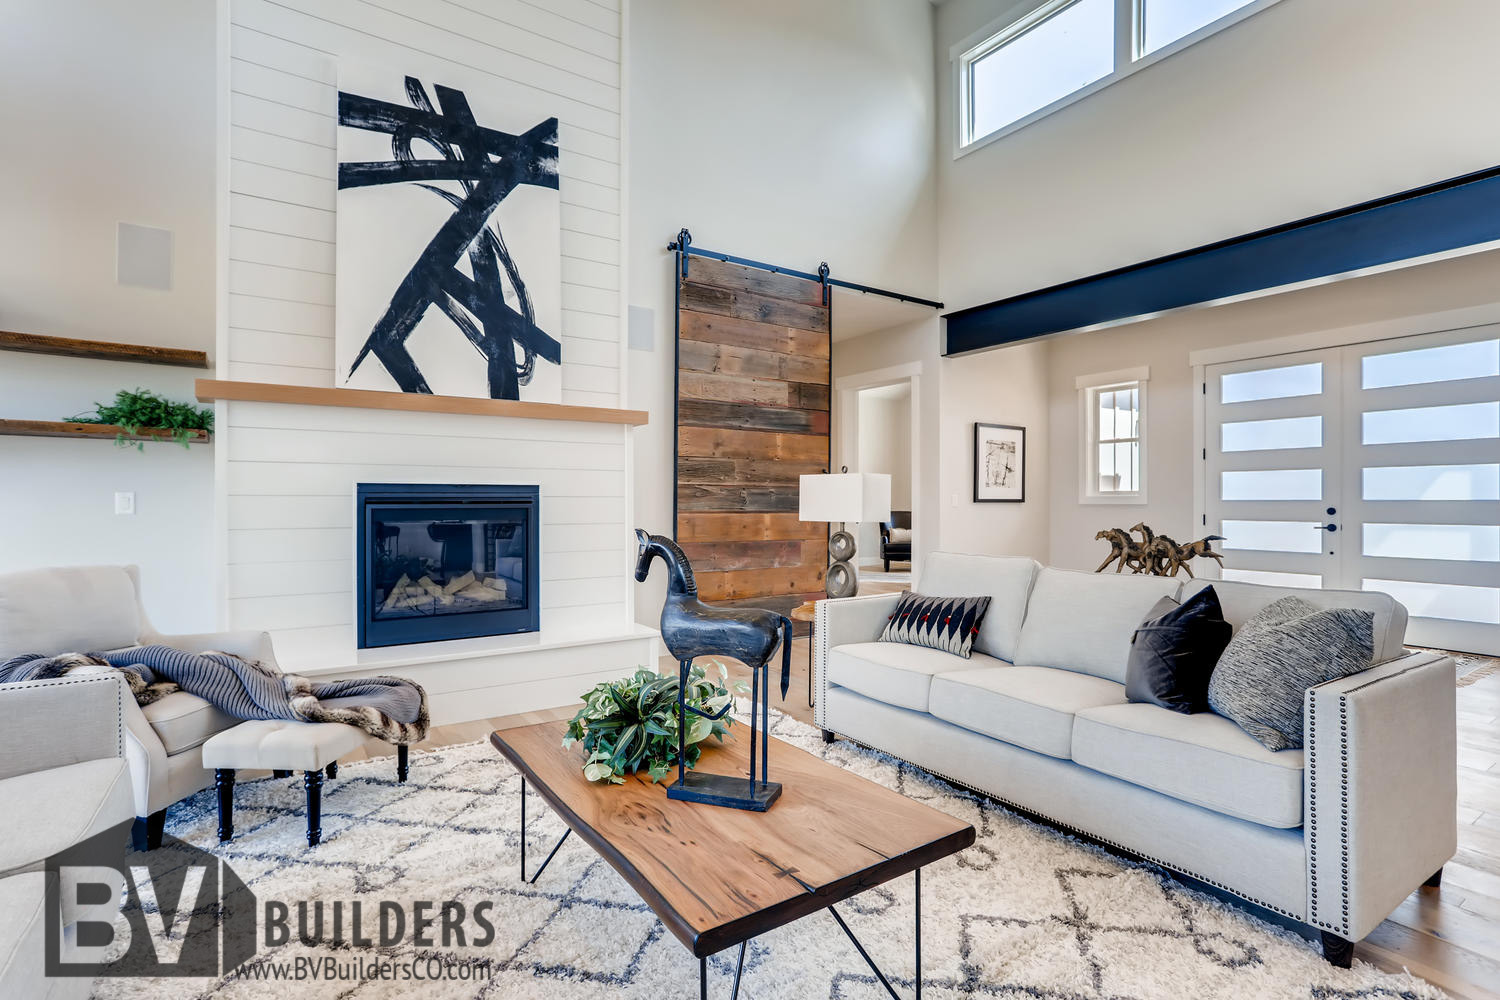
[0,673,125,759]
[1304,655,1436,938]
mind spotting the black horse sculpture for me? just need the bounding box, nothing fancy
[634,529,791,811]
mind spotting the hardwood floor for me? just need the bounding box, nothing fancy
[398,639,1500,999]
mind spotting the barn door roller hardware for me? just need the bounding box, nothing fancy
[666,229,944,310]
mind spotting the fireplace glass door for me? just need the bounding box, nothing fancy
[357,485,539,648]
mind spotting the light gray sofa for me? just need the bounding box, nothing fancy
[813,552,1458,966]
[0,565,275,849]
[0,671,134,999]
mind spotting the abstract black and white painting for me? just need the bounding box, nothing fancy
[335,68,562,401]
[974,422,1025,503]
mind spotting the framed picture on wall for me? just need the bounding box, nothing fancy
[974,423,1025,503]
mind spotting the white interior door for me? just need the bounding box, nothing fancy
[1204,327,1500,655]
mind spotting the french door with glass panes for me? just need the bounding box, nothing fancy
[1204,326,1500,655]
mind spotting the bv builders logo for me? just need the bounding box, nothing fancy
[44,822,495,986]
[45,821,256,979]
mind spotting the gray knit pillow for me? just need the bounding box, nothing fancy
[1207,596,1374,751]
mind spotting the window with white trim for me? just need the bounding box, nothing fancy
[1079,369,1149,503]
[958,0,1275,150]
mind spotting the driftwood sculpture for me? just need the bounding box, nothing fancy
[634,529,791,811]
[1094,524,1227,578]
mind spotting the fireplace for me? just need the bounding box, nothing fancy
[356,484,540,649]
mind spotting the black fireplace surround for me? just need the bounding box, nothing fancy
[356,483,540,649]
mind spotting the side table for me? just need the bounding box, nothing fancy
[790,600,817,708]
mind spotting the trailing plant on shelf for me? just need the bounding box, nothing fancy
[70,388,214,450]
[563,663,743,784]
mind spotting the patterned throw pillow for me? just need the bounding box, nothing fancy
[878,592,992,658]
[1207,595,1374,751]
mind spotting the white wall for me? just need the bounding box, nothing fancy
[627,0,939,620]
[0,0,217,631]
[219,0,643,702]
[932,0,1500,569]
[938,338,1050,562]
[934,0,1500,311]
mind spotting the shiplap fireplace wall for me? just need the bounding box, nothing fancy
[215,0,654,722]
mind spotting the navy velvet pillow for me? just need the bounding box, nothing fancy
[1124,585,1232,714]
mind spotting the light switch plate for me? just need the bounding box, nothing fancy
[114,491,135,515]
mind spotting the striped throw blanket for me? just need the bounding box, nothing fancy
[0,644,428,744]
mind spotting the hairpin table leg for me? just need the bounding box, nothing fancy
[731,940,747,1000]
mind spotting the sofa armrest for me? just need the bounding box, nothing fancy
[0,673,128,781]
[1305,649,1457,942]
[142,628,279,669]
[813,592,902,728]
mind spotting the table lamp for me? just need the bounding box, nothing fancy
[799,470,892,598]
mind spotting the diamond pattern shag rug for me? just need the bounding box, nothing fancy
[93,712,1446,999]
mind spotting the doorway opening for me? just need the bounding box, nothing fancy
[842,376,918,590]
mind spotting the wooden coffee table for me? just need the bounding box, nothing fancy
[491,722,974,998]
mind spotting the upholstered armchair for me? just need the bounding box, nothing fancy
[879,511,912,571]
[0,565,275,850]
[0,670,134,999]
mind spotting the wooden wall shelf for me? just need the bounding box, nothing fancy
[0,330,210,368]
[194,380,649,426]
[0,419,211,444]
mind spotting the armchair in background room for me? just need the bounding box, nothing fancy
[880,511,912,571]
[0,565,275,850]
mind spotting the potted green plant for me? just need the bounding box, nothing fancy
[563,662,742,784]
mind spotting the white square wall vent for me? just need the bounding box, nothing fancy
[116,222,173,291]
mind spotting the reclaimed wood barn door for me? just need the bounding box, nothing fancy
[675,256,831,633]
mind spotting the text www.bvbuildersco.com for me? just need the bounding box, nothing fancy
[232,956,493,982]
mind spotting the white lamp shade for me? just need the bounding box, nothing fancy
[798,473,892,524]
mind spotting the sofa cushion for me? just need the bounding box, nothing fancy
[918,552,1040,662]
[0,565,141,661]
[1072,702,1305,828]
[143,691,239,756]
[0,758,134,876]
[1012,568,1181,683]
[1184,579,1406,664]
[928,666,1126,759]
[826,641,1008,713]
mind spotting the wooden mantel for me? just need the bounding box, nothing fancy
[194,380,649,426]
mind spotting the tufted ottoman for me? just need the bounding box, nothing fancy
[201,721,409,846]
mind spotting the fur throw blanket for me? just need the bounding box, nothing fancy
[0,644,428,745]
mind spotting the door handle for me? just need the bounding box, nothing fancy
[1315,523,1338,533]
